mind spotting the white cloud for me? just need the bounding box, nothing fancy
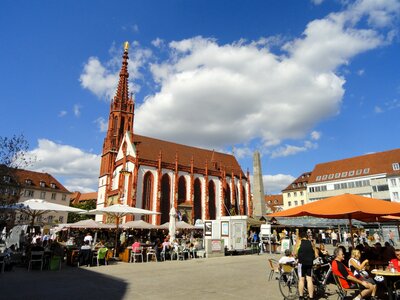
[81,1,399,157]
[26,139,100,192]
[311,131,322,141]
[357,69,365,76]
[58,110,67,117]
[152,38,164,48]
[80,44,152,100]
[94,117,108,132]
[73,104,81,117]
[263,174,296,194]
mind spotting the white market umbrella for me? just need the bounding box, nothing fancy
[1,199,86,230]
[169,207,177,242]
[62,219,116,229]
[86,204,159,256]
[120,220,157,230]
[159,221,197,230]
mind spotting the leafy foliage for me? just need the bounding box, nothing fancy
[68,200,96,223]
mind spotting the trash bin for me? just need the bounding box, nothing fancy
[50,256,61,271]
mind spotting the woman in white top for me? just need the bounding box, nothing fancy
[348,249,372,282]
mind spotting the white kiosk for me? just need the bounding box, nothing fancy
[204,216,249,257]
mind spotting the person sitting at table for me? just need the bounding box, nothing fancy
[332,247,377,300]
[317,244,329,259]
[131,239,141,253]
[31,238,45,252]
[278,249,296,269]
[94,240,105,249]
[388,249,400,272]
[348,249,374,283]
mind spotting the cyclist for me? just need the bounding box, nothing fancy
[294,230,319,300]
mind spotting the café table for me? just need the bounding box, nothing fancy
[371,269,400,300]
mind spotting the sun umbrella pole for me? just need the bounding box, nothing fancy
[349,216,354,248]
[114,216,120,257]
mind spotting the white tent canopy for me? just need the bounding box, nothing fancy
[120,220,157,229]
[61,219,116,229]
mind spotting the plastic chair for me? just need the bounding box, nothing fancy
[146,249,157,262]
[332,273,362,300]
[130,247,143,263]
[28,251,44,271]
[268,258,280,281]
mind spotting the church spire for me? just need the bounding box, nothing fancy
[114,41,131,104]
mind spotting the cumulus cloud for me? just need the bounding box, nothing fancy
[311,0,324,5]
[80,43,152,100]
[263,174,296,194]
[81,0,399,157]
[311,131,322,141]
[26,139,100,192]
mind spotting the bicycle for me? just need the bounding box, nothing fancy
[278,255,334,300]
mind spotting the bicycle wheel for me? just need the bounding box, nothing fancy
[279,272,299,300]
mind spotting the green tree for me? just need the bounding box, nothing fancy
[68,200,96,223]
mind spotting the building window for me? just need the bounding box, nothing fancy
[40,181,46,188]
[356,169,362,175]
[373,185,389,192]
[390,179,397,187]
[51,193,56,200]
[301,200,304,205]
[316,176,321,181]
[340,183,347,189]
[294,192,297,197]
[274,200,278,204]
[288,201,291,207]
[294,201,298,206]
[287,193,291,197]
[322,175,328,180]
[25,179,32,185]
[341,172,348,177]
[40,191,46,199]
[393,163,400,171]
[363,168,370,174]
[47,215,53,223]
[335,173,340,178]
[292,184,296,188]
[62,194,67,201]
[309,187,315,193]
[328,174,334,179]
[59,216,64,222]
[393,192,399,200]
[349,170,355,176]
[300,191,304,196]
[24,190,34,197]
[3,176,10,183]
[348,182,355,189]
[334,184,340,190]
[50,183,56,189]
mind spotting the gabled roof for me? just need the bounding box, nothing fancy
[265,194,283,213]
[282,172,311,192]
[70,191,97,205]
[308,148,400,184]
[132,134,245,177]
[0,166,70,193]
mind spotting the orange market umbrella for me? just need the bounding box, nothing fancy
[268,194,400,246]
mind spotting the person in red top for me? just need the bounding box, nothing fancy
[131,239,141,253]
[389,249,400,271]
[332,247,377,300]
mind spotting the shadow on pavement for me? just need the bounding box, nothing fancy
[0,265,128,300]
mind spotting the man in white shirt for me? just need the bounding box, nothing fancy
[83,233,93,244]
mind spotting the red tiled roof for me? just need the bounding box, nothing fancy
[282,172,311,192]
[133,134,246,177]
[265,194,283,213]
[70,191,97,205]
[2,167,70,193]
[308,148,400,184]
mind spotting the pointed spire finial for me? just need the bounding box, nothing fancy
[124,41,129,52]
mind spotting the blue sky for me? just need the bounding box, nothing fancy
[1,0,399,194]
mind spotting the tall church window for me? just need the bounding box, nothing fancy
[242,185,247,215]
[235,186,240,215]
[208,180,216,220]
[142,171,153,222]
[193,178,202,222]
[178,176,186,205]
[224,184,231,215]
[160,174,171,224]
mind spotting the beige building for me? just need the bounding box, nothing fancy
[1,167,71,226]
[282,172,311,209]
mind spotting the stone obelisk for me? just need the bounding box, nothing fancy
[252,151,267,217]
